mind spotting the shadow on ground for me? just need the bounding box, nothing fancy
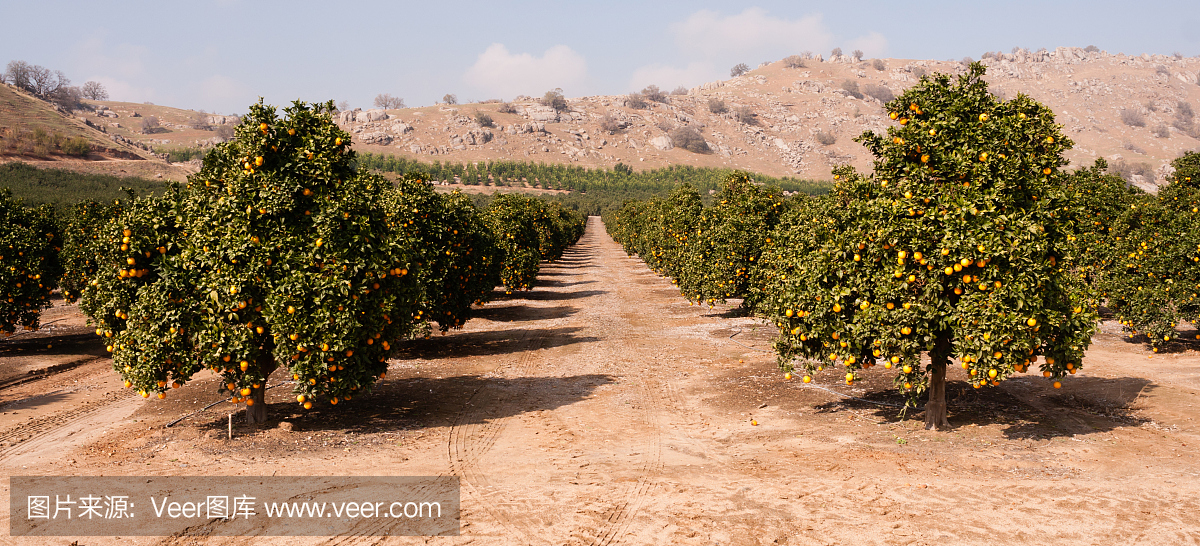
[472,304,578,323]
[810,375,1156,439]
[195,373,616,434]
[395,326,600,359]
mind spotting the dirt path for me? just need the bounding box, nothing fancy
[2,217,1199,545]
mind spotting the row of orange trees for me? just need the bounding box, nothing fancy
[0,100,584,423]
[606,63,1200,430]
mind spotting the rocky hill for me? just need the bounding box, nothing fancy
[336,48,1200,191]
[53,48,1200,192]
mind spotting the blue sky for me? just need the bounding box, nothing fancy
[4,1,1198,114]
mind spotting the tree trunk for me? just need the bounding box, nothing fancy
[924,334,951,430]
[245,352,278,425]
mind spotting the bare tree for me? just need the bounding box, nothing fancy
[141,115,161,134]
[1120,109,1146,127]
[730,63,750,77]
[29,68,66,97]
[862,83,894,103]
[373,93,405,109]
[852,49,864,61]
[840,80,863,99]
[81,81,108,100]
[736,106,757,125]
[540,88,568,111]
[708,98,727,114]
[3,60,33,91]
[51,86,83,110]
[215,124,234,141]
[625,93,647,109]
[783,55,806,68]
[190,110,213,130]
[442,94,458,105]
[670,86,688,95]
[474,110,494,127]
[6,61,70,99]
[831,47,843,58]
[872,59,886,71]
[497,101,517,114]
[641,85,667,103]
[599,113,625,134]
[336,100,350,112]
[669,126,711,154]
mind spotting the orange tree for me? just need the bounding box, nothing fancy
[483,193,584,293]
[1059,159,1141,285]
[1099,152,1200,349]
[675,172,786,309]
[755,63,1098,429]
[76,100,423,423]
[606,183,703,282]
[0,189,61,335]
[59,199,122,303]
[384,173,502,331]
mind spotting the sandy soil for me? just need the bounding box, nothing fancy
[1,217,1198,545]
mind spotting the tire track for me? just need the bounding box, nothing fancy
[447,329,549,544]
[0,388,139,465]
[569,220,666,546]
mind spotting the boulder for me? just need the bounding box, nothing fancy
[523,104,560,122]
[649,135,673,150]
[358,132,393,145]
[356,109,389,123]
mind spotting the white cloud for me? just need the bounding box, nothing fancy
[670,8,834,59]
[463,44,588,100]
[847,32,889,59]
[628,62,715,93]
[634,9,891,92]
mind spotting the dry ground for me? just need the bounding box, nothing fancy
[1,217,1198,545]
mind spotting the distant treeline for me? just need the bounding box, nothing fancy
[0,162,165,211]
[355,153,832,216]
